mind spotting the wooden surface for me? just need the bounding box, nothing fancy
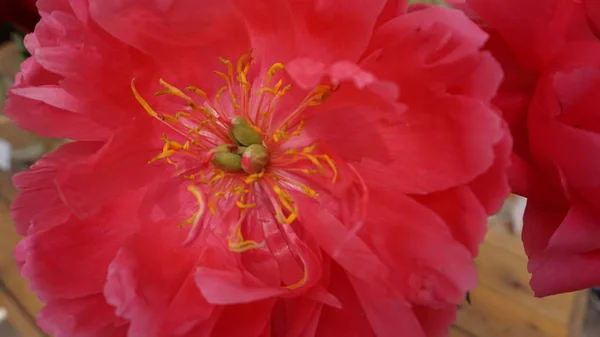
[0,147,590,337]
[451,224,588,337]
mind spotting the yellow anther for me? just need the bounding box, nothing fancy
[275,204,298,224]
[131,79,158,118]
[175,111,192,119]
[186,184,206,234]
[161,115,179,124]
[236,201,256,209]
[184,86,208,98]
[244,170,264,184]
[302,143,318,153]
[228,239,265,253]
[300,184,319,198]
[284,264,308,290]
[291,120,305,136]
[213,71,230,82]
[156,79,194,102]
[266,63,285,84]
[215,86,228,101]
[323,155,338,183]
[149,150,175,163]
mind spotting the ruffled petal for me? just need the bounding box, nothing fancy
[38,295,127,337]
[413,305,457,337]
[529,250,600,297]
[315,263,374,337]
[585,0,600,34]
[359,7,505,193]
[195,234,287,305]
[104,221,216,337]
[414,187,487,257]
[17,190,144,301]
[357,97,502,194]
[466,0,596,70]
[546,199,600,253]
[521,200,567,264]
[54,119,166,217]
[362,185,477,306]
[5,58,110,140]
[227,0,388,66]
[468,120,512,214]
[11,141,101,235]
[349,276,425,337]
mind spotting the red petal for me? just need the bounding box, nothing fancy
[104,221,216,337]
[413,305,457,337]
[11,142,101,235]
[17,190,143,301]
[530,251,600,297]
[350,276,426,337]
[415,187,487,257]
[522,200,567,263]
[195,234,288,305]
[468,120,512,214]
[316,263,374,337]
[227,0,388,66]
[358,97,502,194]
[38,295,127,337]
[54,119,165,217]
[546,199,600,253]
[363,188,477,305]
[5,59,110,141]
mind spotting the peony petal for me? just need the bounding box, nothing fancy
[210,301,275,337]
[54,119,166,217]
[5,58,110,141]
[195,234,287,305]
[227,0,387,66]
[296,196,390,283]
[38,295,127,337]
[287,58,405,164]
[413,305,457,337]
[585,0,600,35]
[468,120,512,214]
[546,199,600,253]
[415,186,487,257]
[316,263,375,337]
[350,276,426,337]
[529,69,600,189]
[357,97,502,194]
[362,186,477,305]
[529,251,600,297]
[104,220,216,337]
[522,200,567,263]
[17,190,144,301]
[89,0,248,58]
[467,0,596,70]
[11,142,101,235]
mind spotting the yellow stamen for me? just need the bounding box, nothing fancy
[185,184,206,234]
[244,170,264,184]
[284,263,308,290]
[266,63,284,85]
[131,79,158,118]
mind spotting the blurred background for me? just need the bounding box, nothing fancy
[0,2,600,337]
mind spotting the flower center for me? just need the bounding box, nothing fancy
[131,53,338,288]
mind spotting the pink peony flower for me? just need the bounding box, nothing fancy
[7,0,508,336]
[467,0,600,296]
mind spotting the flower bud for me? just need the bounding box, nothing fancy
[229,116,263,146]
[210,147,243,172]
[241,144,269,174]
